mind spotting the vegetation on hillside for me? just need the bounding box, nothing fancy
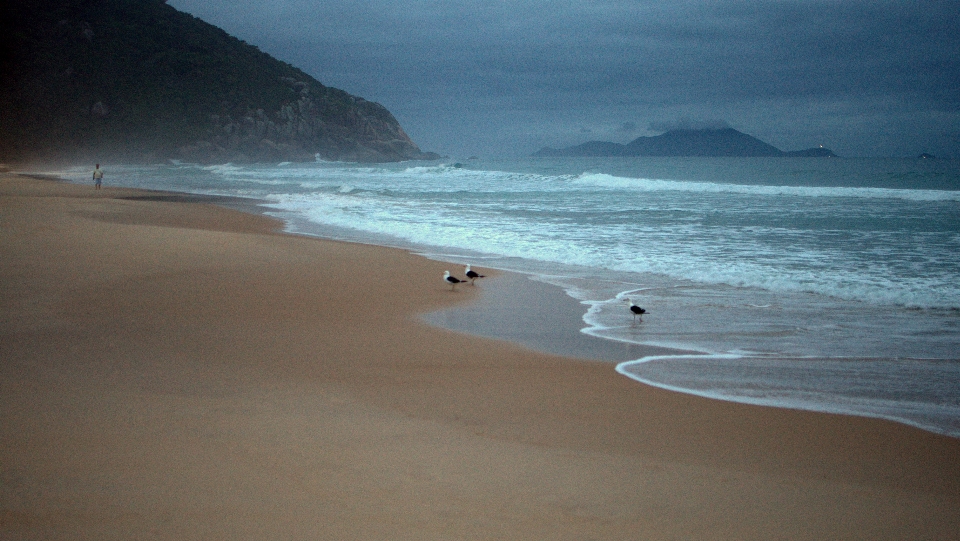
[1,0,430,163]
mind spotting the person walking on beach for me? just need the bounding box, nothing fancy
[92,164,103,190]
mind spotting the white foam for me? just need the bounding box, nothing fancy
[616,355,960,438]
[263,184,960,308]
[573,172,960,201]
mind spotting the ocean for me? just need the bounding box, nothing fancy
[56,156,960,437]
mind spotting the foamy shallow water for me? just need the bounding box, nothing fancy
[617,355,960,438]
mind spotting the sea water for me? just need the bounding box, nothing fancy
[55,157,960,437]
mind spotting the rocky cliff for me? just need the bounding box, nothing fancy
[0,0,438,164]
[178,79,432,164]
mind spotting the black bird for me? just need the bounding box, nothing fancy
[464,264,485,285]
[624,297,647,322]
[443,270,466,290]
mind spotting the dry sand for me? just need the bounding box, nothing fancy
[2,172,958,540]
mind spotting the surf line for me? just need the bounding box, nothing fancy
[614,354,960,440]
[614,353,743,398]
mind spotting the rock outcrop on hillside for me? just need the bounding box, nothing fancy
[0,0,438,164]
[178,78,431,164]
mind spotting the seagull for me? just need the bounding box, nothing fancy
[624,297,647,322]
[464,264,485,285]
[443,270,466,290]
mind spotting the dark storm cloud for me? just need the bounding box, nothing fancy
[168,0,960,157]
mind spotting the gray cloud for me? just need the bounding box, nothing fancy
[168,0,960,158]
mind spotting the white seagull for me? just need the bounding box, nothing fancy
[624,297,647,322]
[443,270,466,290]
[464,264,485,285]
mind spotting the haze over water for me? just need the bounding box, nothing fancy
[60,156,960,437]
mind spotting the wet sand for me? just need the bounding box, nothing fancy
[422,271,685,362]
[2,172,959,540]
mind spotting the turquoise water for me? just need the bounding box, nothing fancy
[56,156,960,436]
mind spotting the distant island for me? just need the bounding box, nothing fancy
[533,128,837,158]
[0,0,438,164]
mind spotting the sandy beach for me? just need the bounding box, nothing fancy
[2,172,959,540]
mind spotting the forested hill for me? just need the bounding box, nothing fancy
[0,0,438,164]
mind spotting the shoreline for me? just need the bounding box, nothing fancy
[14,170,960,434]
[347,218,959,440]
[422,271,695,363]
[3,171,960,539]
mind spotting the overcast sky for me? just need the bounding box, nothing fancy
[167,0,959,159]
